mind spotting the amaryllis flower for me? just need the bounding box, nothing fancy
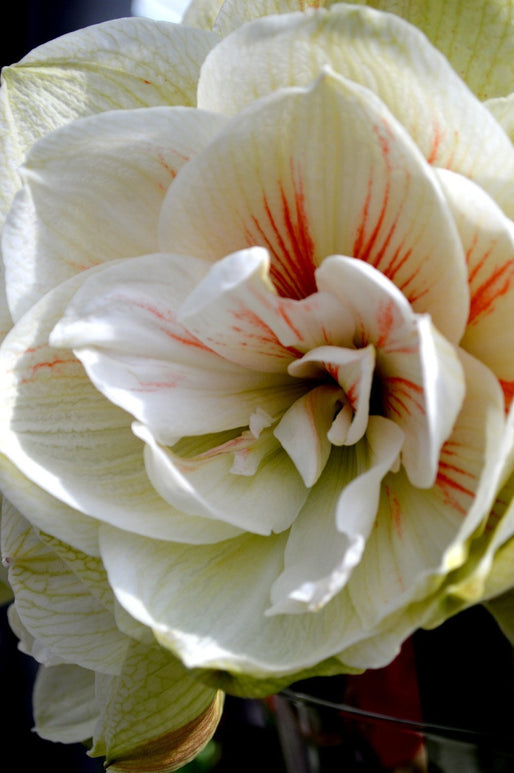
[1,1,514,770]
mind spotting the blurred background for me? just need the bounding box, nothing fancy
[1,0,191,69]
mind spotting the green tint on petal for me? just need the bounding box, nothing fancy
[214,0,514,100]
[213,0,338,36]
[33,663,98,744]
[486,95,514,143]
[198,5,514,217]
[350,0,514,100]
[183,0,225,28]
[0,18,219,232]
[91,641,223,773]
[1,502,129,674]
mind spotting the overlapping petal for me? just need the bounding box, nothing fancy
[198,4,514,217]
[0,268,241,545]
[212,0,514,101]
[3,107,228,322]
[0,18,219,230]
[436,169,514,404]
[164,69,469,340]
[51,253,302,442]
[1,500,128,673]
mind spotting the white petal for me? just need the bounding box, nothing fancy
[288,344,376,446]
[51,253,301,442]
[347,349,506,630]
[317,256,465,487]
[3,107,227,321]
[163,69,469,341]
[0,18,219,231]
[268,416,404,614]
[135,422,307,534]
[0,268,242,545]
[33,664,98,744]
[273,384,344,486]
[2,503,129,674]
[199,4,514,216]
[437,168,514,405]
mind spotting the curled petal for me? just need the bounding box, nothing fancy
[316,257,465,488]
[135,422,307,535]
[162,69,469,342]
[268,416,404,614]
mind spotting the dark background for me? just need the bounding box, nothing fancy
[2,0,133,69]
[1,3,514,771]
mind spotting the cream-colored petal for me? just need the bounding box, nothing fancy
[199,4,514,216]
[486,94,514,143]
[3,107,228,321]
[0,18,219,233]
[349,0,514,101]
[52,253,301,443]
[268,416,404,614]
[136,422,307,535]
[274,384,343,486]
[316,256,466,488]
[183,0,224,28]
[1,502,129,674]
[33,663,98,744]
[437,168,514,404]
[347,349,506,631]
[164,69,469,340]
[0,268,242,545]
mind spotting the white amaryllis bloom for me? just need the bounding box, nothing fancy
[1,1,514,770]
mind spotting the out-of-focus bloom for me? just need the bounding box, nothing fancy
[1,1,514,769]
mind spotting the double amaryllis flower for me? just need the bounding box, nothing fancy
[1,1,514,770]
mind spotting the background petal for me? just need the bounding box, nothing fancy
[199,4,514,217]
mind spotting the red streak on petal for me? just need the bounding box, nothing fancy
[468,257,514,325]
[353,126,391,267]
[499,379,514,412]
[375,301,396,349]
[385,483,403,539]
[382,376,425,419]
[245,165,317,300]
[426,121,443,165]
[435,456,476,515]
[132,299,214,352]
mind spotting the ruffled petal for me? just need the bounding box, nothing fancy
[316,257,466,488]
[0,268,242,545]
[51,254,301,442]
[268,416,404,614]
[163,69,469,341]
[437,168,514,405]
[347,349,506,630]
[135,422,307,535]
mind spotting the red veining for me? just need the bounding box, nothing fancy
[499,379,514,412]
[382,376,425,419]
[353,125,392,268]
[426,121,443,166]
[468,258,514,325]
[245,164,317,300]
[385,483,403,539]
